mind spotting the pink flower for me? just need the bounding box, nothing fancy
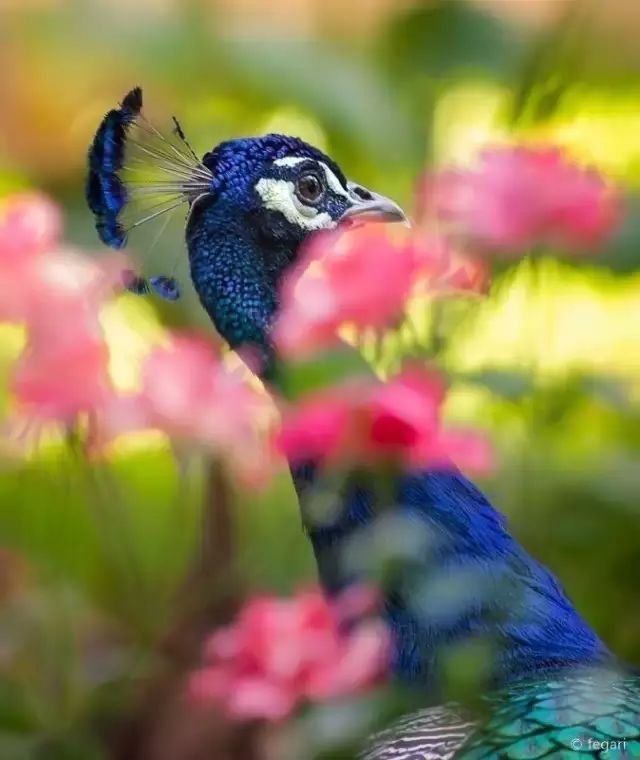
[104,335,274,486]
[0,196,119,423]
[9,249,123,422]
[0,194,270,476]
[410,233,488,297]
[13,334,109,422]
[0,193,65,324]
[0,192,61,261]
[422,146,620,253]
[275,227,417,357]
[189,587,389,721]
[277,366,491,473]
[274,226,480,358]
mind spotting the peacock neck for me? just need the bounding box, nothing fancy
[189,215,612,692]
[290,459,612,693]
[187,198,298,375]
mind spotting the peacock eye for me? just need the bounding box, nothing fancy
[295,173,324,204]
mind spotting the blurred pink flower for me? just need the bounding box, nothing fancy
[0,193,118,422]
[13,334,109,422]
[421,146,620,253]
[10,250,126,422]
[0,192,61,261]
[277,366,491,473]
[189,587,389,721]
[411,233,489,297]
[105,335,274,486]
[0,193,65,324]
[275,226,481,358]
[0,194,273,475]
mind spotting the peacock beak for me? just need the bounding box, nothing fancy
[340,182,409,226]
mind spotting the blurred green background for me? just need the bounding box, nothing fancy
[1,0,640,757]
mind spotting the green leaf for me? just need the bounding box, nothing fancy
[278,348,373,400]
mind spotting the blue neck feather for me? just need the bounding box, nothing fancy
[187,196,295,374]
[190,218,612,694]
[292,463,612,691]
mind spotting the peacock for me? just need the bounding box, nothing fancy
[85,88,640,759]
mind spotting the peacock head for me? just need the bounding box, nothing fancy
[195,133,406,244]
[86,88,406,372]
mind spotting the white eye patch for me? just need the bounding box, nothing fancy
[257,156,350,230]
[273,156,350,200]
[255,178,337,231]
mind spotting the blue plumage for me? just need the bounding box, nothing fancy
[184,134,371,369]
[149,275,180,301]
[86,87,142,248]
[296,464,611,688]
[85,87,215,298]
[187,196,279,367]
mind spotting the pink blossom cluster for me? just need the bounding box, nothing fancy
[0,193,494,481]
[421,146,620,253]
[189,586,389,721]
[106,336,274,486]
[0,194,272,485]
[0,193,115,421]
[277,365,491,473]
[2,144,617,473]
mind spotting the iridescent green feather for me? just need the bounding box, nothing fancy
[457,669,640,759]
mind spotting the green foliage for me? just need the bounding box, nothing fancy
[382,0,522,82]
